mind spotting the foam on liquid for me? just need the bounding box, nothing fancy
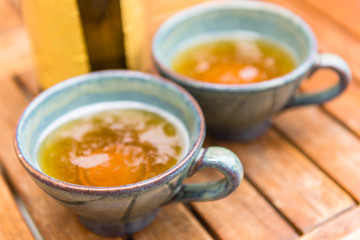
[172,32,298,84]
[37,101,189,187]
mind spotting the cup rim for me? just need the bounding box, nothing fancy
[14,70,206,195]
[152,0,318,92]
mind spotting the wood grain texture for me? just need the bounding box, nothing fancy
[266,0,360,205]
[265,0,360,84]
[212,130,355,233]
[299,207,360,240]
[0,174,34,239]
[189,170,298,240]
[275,106,360,201]
[321,83,360,137]
[270,0,360,142]
[134,204,212,240]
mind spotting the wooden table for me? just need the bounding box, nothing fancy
[1,0,360,239]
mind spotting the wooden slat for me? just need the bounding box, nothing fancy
[263,0,360,202]
[264,0,360,84]
[0,27,34,76]
[275,106,360,201]
[298,0,360,39]
[212,129,355,233]
[190,172,298,240]
[267,0,360,204]
[299,207,360,240]
[0,0,21,32]
[0,173,34,239]
[134,204,212,240]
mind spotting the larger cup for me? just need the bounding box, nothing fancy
[15,70,243,236]
[153,1,351,140]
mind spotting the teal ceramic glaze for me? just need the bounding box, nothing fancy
[15,70,244,236]
[152,1,351,140]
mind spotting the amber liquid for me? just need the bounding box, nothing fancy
[172,36,297,84]
[37,104,187,187]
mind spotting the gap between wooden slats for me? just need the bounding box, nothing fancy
[0,1,38,236]
[188,173,299,240]
[0,165,34,239]
[299,206,360,240]
[0,156,43,240]
[0,0,21,31]
[259,0,360,203]
[262,0,360,142]
[263,1,360,237]
[206,129,355,234]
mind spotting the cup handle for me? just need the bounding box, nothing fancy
[168,146,244,203]
[284,53,351,109]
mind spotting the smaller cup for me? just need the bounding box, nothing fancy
[14,70,243,237]
[152,1,351,141]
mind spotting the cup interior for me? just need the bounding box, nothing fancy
[153,1,317,83]
[16,70,204,179]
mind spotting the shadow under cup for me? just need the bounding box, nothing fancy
[15,71,207,236]
[153,1,351,140]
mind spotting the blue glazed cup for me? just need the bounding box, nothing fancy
[14,70,243,236]
[153,1,351,140]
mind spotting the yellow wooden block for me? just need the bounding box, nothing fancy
[21,0,90,89]
[121,0,148,71]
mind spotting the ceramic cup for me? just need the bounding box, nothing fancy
[153,1,351,141]
[15,70,243,236]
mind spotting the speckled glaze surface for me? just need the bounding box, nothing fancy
[153,1,351,141]
[14,70,244,236]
